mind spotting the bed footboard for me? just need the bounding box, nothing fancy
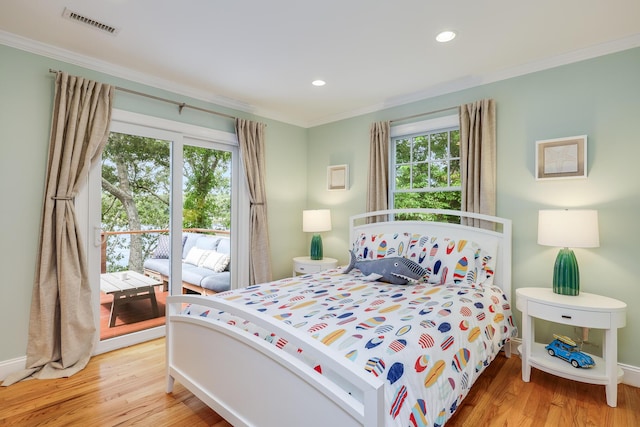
[166,295,384,427]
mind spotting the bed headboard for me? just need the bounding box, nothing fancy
[349,209,513,302]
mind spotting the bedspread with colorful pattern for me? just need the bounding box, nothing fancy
[183,268,517,427]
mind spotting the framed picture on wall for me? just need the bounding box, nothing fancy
[327,164,349,191]
[535,135,587,180]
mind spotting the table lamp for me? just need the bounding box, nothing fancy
[303,209,332,260]
[537,209,599,296]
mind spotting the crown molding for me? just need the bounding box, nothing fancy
[307,33,640,128]
[3,30,640,129]
[0,30,255,115]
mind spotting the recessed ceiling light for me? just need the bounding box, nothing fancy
[312,80,326,87]
[436,31,456,43]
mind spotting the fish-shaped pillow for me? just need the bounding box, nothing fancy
[343,250,426,285]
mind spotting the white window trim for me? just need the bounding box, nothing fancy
[390,114,458,138]
[111,110,238,145]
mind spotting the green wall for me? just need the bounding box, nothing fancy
[0,44,308,362]
[2,42,639,372]
[307,47,640,368]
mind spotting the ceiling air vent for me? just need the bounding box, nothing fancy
[62,7,120,35]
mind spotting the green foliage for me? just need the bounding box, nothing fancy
[183,146,231,229]
[393,191,461,210]
[393,191,462,223]
[101,133,171,271]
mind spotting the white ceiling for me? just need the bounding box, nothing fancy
[1,1,640,127]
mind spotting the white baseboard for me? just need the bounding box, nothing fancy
[3,336,638,388]
[620,363,640,388]
[0,356,27,382]
[1,327,166,382]
[508,337,639,387]
[509,337,522,356]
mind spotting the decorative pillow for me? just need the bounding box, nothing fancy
[201,251,231,272]
[474,241,498,287]
[352,232,411,260]
[404,233,433,266]
[184,247,211,266]
[195,235,219,251]
[410,237,483,286]
[152,234,187,259]
[152,235,171,259]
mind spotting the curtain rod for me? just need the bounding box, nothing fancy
[390,105,459,124]
[48,69,237,121]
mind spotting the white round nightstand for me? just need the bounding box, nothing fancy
[516,287,626,407]
[292,256,338,276]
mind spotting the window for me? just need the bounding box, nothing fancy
[390,115,461,215]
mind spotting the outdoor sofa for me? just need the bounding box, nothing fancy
[143,232,231,296]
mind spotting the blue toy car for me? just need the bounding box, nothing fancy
[545,334,595,368]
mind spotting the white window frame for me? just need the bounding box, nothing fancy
[389,114,460,209]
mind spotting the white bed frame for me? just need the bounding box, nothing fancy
[165,209,512,427]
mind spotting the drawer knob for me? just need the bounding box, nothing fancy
[561,315,572,319]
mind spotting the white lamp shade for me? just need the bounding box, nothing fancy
[538,209,599,248]
[303,209,332,233]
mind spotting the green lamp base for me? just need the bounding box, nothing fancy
[310,234,323,260]
[553,248,580,296]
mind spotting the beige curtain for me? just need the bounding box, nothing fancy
[236,118,272,286]
[2,73,114,386]
[366,121,390,222]
[459,99,497,228]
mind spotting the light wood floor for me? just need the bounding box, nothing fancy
[1,339,638,426]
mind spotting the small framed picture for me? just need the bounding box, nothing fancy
[327,164,349,191]
[535,135,587,180]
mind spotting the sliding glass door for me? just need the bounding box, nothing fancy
[79,110,248,354]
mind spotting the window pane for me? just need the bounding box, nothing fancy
[393,192,424,209]
[395,165,411,189]
[450,130,460,158]
[413,135,429,162]
[429,161,448,187]
[412,162,429,189]
[450,159,461,186]
[430,132,448,160]
[102,133,171,274]
[183,146,232,230]
[395,138,411,163]
[437,191,462,211]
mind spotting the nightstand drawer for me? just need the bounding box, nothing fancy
[296,264,323,274]
[292,257,338,276]
[528,300,611,328]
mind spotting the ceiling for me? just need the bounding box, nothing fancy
[1,1,639,127]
